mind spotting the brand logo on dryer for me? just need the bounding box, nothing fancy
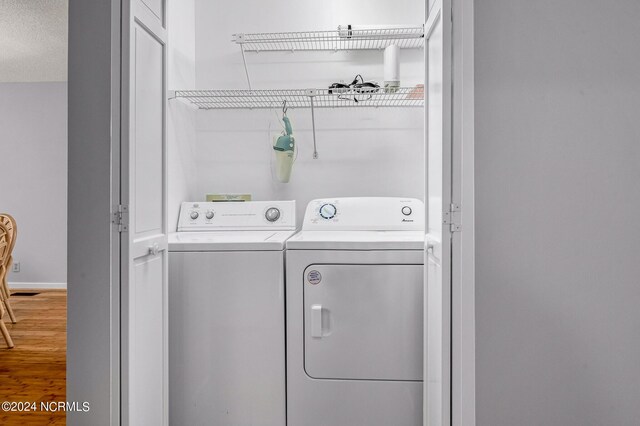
[307,270,322,285]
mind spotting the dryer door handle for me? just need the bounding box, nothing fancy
[311,304,323,338]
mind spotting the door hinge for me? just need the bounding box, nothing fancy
[443,203,462,232]
[112,204,129,232]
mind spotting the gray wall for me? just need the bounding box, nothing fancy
[0,82,67,285]
[475,1,640,425]
[68,0,120,423]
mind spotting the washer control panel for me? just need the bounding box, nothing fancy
[265,207,281,222]
[303,197,424,231]
[177,201,296,231]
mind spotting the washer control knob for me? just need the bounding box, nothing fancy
[319,203,337,219]
[190,211,199,220]
[205,211,214,220]
[265,207,281,222]
[401,206,412,216]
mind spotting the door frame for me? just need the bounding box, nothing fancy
[450,1,475,425]
[69,0,170,424]
[424,0,475,425]
[68,0,122,424]
[448,0,476,424]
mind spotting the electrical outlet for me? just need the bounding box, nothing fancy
[12,262,20,273]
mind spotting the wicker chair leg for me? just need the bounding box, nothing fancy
[3,299,15,324]
[1,277,16,323]
[0,318,14,349]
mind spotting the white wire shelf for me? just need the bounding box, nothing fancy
[233,26,424,52]
[171,87,424,110]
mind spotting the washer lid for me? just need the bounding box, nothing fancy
[169,230,297,252]
[285,230,425,250]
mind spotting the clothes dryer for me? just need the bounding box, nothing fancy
[286,197,425,426]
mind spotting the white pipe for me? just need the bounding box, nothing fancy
[384,44,400,91]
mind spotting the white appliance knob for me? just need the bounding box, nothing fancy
[205,211,214,220]
[319,204,337,219]
[402,206,412,216]
[190,211,199,220]
[265,207,281,222]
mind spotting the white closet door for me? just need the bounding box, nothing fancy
[424,0,452,425]
[120,1,168,425]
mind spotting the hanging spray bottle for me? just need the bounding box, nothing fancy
[273,103,295,183]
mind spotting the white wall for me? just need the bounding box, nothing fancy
[475,1,640,425]
[191,0,425,222]
[168,0,198,230]
[0,82,67,286]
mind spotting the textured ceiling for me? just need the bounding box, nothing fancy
[0,0,68,82]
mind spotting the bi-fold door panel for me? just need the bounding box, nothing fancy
[129,254,165,425]
[424,1,453,425]
[133,25,164,237]
[140,0,164,21]
[121,0,168,425]
[303,264,423,381]
[126,21,167,425]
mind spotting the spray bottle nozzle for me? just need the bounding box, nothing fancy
[282,116,293,136]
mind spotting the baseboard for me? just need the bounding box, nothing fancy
[9,282,67,290]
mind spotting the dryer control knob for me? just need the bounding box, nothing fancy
[190,211,199,220]
[205,211,214,220]
[265,207,281,222]
[402,206,412,216]
[319,203,337,219]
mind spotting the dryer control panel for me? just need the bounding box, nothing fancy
[177,201,296,231]
[302,197,424,231]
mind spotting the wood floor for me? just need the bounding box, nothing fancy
[0,290,66,425]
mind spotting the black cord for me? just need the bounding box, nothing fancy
[350,74,364,86]
[331,74,377,103]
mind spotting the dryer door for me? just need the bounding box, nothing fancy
[303,264,423,381]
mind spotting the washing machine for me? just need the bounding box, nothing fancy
[169,200,296,426]
[286,197,425,426]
